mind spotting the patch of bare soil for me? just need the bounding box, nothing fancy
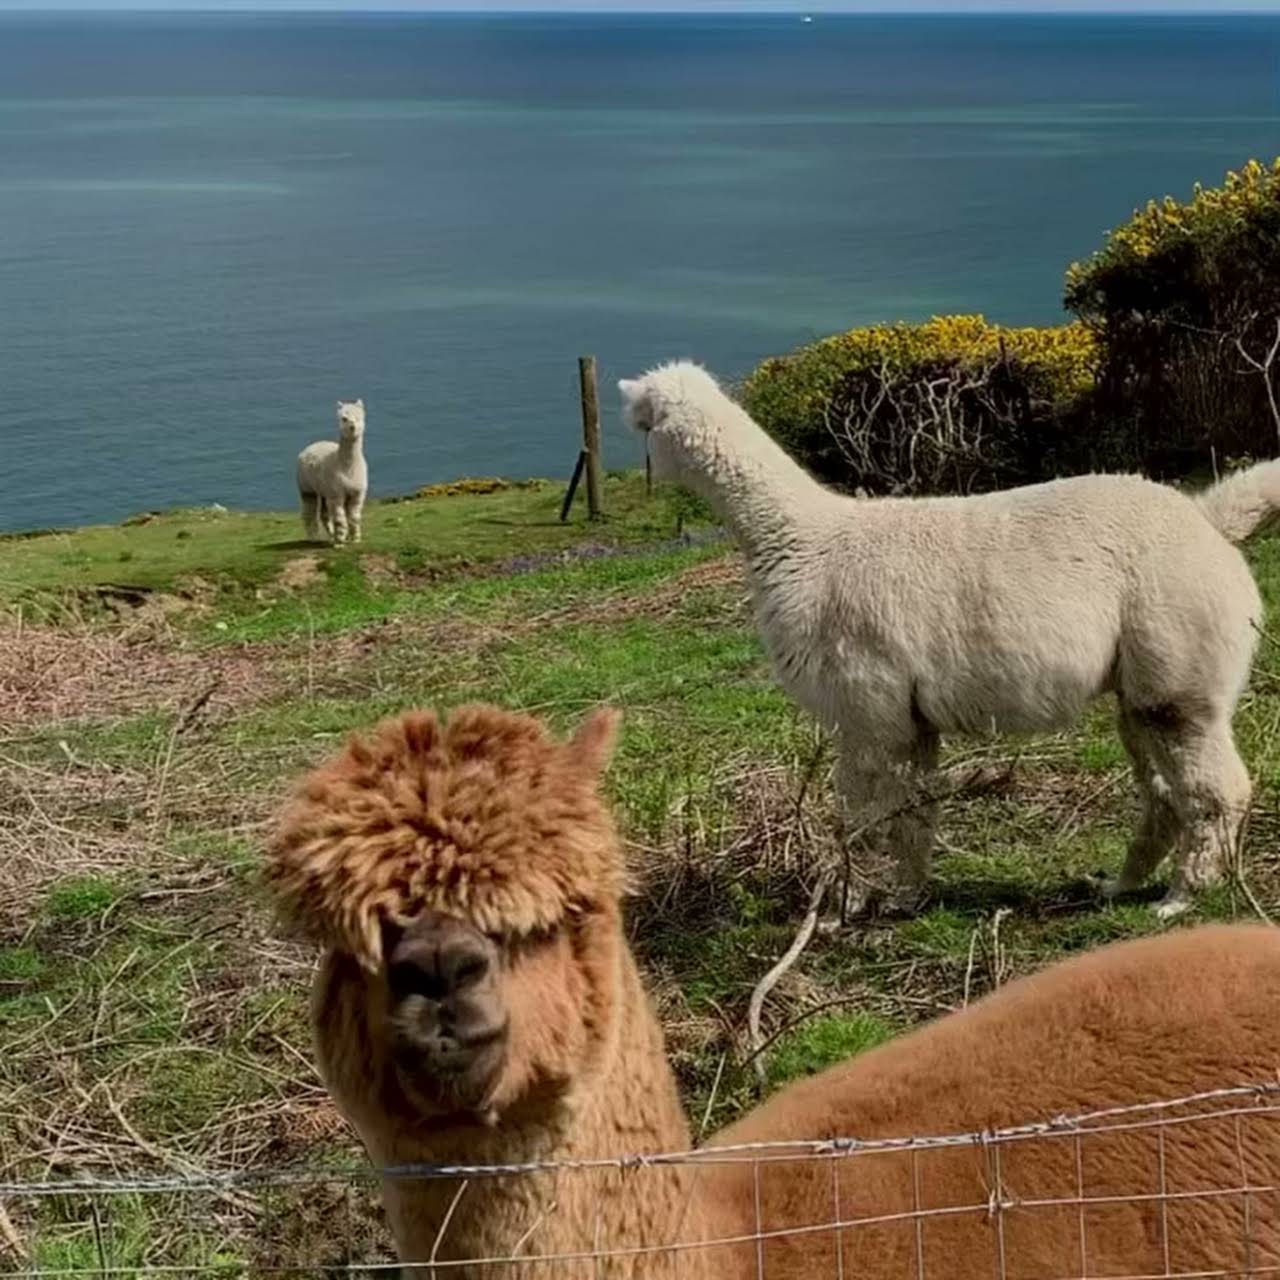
[357,551,401,588]
[268,553,324,595]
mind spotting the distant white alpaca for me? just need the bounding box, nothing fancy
[620,360,1280,920]
[297,399,368,545]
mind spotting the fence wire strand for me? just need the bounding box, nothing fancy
[3,1081,1280,1276]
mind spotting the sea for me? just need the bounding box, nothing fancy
[3,10,1280,532]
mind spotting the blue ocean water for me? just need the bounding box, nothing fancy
[3,12,1280,532]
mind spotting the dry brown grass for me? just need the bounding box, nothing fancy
[0,618,280,729]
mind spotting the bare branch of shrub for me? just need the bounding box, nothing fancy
[821,351,1051,498]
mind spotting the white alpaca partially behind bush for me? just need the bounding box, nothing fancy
[297,399,368,545]
[620,360,1280,919]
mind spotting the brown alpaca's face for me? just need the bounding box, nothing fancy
[379,908,596,1120]
[273,704,627,1136]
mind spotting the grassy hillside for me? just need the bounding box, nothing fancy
[3,471,1280,1274]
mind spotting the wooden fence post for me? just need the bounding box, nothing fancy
[579,355,604,520]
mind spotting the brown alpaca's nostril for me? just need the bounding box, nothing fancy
[440,941,490,992]
[385,913,509,1106]
[385,911,509,1100]
[388,912,496,1002]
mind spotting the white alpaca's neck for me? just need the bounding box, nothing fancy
[667,398,835,577]
[337,435,362,465]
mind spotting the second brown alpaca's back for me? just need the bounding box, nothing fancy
[711,923,1280,1280]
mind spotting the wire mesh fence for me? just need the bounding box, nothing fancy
[5,1082,1280,1278]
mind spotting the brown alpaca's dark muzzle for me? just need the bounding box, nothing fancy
[384,911,510,1108]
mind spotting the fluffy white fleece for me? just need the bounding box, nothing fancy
[620,360,1280,919]
[297,399,368,545]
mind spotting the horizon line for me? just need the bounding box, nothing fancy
[7,1,1280,11]
[5,5,1280,12]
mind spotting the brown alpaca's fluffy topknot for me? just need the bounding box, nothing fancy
[265,704,623,970]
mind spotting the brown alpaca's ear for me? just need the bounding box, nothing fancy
[568,706,621,779]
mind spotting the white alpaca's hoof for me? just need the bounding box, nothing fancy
[1088,872,1138,902]
[1154,893,1192,922]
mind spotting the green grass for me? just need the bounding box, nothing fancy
[0,945,43,982]
[6,470,1280,1271]
[207,538,728,645]
[767,1013,899,1086]
[896,908,976,960]
[31,1193,250,1276]
[45,875,126,921]
[0,472,709,617]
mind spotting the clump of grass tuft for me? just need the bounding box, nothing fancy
[45,874,124,921]
[0,945,43,982]
[767,1013,898,1086]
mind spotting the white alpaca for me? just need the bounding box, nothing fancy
[620,360,1280,919]
[297,399,368,545]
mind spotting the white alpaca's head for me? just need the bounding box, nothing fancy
[338,398,366,442]
[618,361,732,488]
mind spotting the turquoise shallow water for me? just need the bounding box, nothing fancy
[3,12,1280,531]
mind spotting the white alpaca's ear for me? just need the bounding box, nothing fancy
[569,705,621,778]
[618,379,655,432]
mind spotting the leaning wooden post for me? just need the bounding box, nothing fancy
[579,355,604,520]
[559,450,587,523]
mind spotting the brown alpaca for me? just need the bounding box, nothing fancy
[268,704,736,1276]
[267,704,1280,1278]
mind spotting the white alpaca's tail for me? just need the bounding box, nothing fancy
[1197,458,1280,542]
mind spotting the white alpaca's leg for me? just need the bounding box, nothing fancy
[330,494,349,545]
[834,740,892,916]
[1104,705,1182,899]
[300,491,321,541]
[318,496,335,542]
[1139,709,1251,920]
[347,492,365,544]
[835,725,937,916]
[887,723,940,908]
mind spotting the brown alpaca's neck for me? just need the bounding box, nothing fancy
[378,951,728,1276]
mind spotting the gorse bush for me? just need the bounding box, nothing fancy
[1066,158,1280,323]
[1066,157,1280,469]
[742,316,1097,496]
[742,160,1280,497]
